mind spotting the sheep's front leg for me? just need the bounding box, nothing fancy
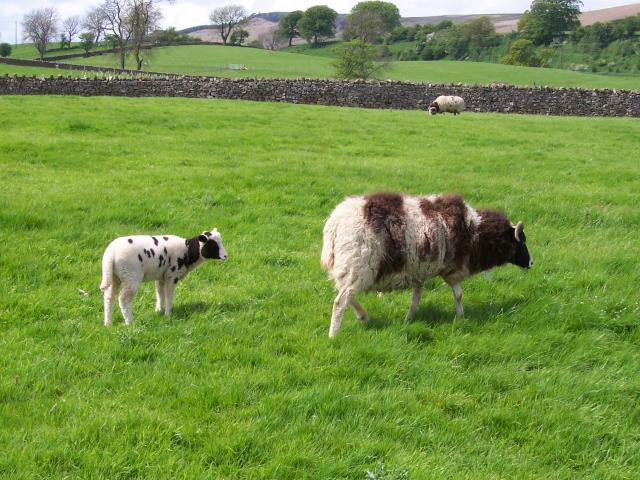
[329,289,352,338]
[405,286,423,322]
[155,280,165,313]
[451,283,464,317]
[350,298,369,323]
[163,279,178,317]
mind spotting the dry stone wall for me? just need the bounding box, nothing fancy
[1,73,639,117]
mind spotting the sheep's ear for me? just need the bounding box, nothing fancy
[198,234,207,243]
[514,221,524,243]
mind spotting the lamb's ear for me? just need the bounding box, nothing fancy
[198,234,207,243]
[514,221,524,243]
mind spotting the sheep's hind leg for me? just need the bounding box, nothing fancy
[405,286,424,322]
[451,283,464,317]
[118,280,141,326]
[102,280,120,326]
[155,281,165,313]
[329,289,353,338]
[350,298,369,323]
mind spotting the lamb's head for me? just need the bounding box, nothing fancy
[512,221,532,269]
[197,228,228,261]
[428,102,439,115]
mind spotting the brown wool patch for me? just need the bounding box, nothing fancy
[420,195,474,268]
[363,193,407,280]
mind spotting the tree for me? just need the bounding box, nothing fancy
[0,43,12,57]
[501,38,542,66]
[209,5,248,45]
[332,38,385,79]
[129,0,163,70]
[257,26,287,50]
[230,28,250,46]
[278,10,304,47]
[344,1,400,43]
[79,32,95,54]
[63,16,81,48]
[461,16,498,50]
[298,5,337,46]
[101,0,132,69]
[22,8,58,60]
[84,7,107,45]
[518,0,583,45]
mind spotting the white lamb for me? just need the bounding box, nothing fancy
[428,95,465,115]
[100,229,227,326]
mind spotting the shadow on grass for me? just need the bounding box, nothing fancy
[170,301,212,318]
[362,298,523,330]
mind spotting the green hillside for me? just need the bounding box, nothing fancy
[2,43,638,89]
[1,95,639,478]
[57,45,639,89]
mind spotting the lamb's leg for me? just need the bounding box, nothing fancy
[164,280,177,317]
[329,289,352,338]
[155,281,165,313]
[451,283,464,317]
[102,281,119,326]
[118,280,141,326]
[350,298,369,323]
[405,286,424,322]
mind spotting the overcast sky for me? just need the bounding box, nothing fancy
[0,0,634,45]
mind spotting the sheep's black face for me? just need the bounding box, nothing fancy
[428,102,439,115]
[512,222,533,269]
[198,229,228,261]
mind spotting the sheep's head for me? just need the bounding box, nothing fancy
[198,228,228,261]
[512,221,532,269]
[428,102,439,115]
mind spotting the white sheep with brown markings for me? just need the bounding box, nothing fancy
[100,229,227,326]
[428,95,465,115]
[321,193,532,337]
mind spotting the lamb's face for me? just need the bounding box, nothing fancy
[428,102,439,115]
[198,228,228,261]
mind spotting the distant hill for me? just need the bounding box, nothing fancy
[183,3,640,45]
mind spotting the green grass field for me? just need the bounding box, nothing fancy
[56,44,640,89]
[1,95,639,478]
[3,43,640,89]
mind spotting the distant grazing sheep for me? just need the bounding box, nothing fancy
[428,95,465,115]
[100,229,228,326]
[321,193,532,337]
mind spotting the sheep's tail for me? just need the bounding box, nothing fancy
[320,218,337,272]
[100,247,115,291]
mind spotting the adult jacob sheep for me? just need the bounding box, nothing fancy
[428,95,465,115]
[321,193,532,337]
[100,229,228,326]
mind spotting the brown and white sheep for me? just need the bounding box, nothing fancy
[321,193,532,337]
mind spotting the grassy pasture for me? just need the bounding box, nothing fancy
[1,95,639,479]
[56,44,640,90]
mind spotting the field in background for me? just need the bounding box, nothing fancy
[1,95,639,479]
[50,44,640,89]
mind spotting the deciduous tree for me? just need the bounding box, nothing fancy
[22,8,58,60]
[278,10,304,47]
[63,16,81,48]
[298,5,337,46]
[344,1,400,43]
[209,5,248,45]
[518,0,583,45]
